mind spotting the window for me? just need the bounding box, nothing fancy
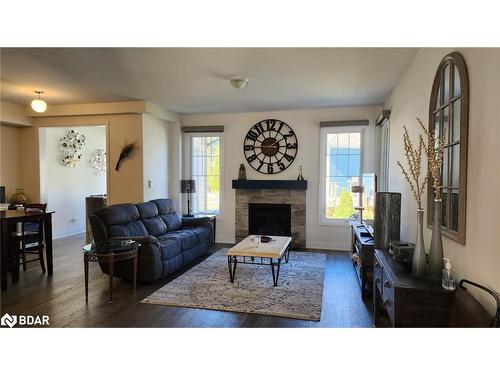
[319,126,367,224]
[427,52,469,244]
[186,133,223,215]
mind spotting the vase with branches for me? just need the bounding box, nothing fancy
[418,117,447,282]
[397,122,428,278]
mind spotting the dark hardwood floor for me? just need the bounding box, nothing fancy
[1,234,373,327]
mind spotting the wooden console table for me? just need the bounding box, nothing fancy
[373,249,454,327]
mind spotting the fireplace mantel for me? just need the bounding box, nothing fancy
[232,180,307,190]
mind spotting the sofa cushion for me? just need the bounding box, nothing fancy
[151,199,182,231]
[95,203,140,225]
[161,253,183,277]
[107,221,148,238]
[185,226,211,242]
[95,204,148,238]
[156,236,182,260]
[162,213,182,232]
[182,245,199,265]
[137,201,158,218]
[137,202,168,237]
[163,230,197,251]
[151,198,177,214]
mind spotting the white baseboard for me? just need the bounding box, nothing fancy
[305,240,350,251]
[216,238,236,245]
[53,230,85,240]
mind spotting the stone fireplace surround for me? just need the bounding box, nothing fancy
[233,181,306,249]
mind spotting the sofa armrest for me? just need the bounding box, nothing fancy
[112,235,159,245]
[182,216,211,227]
[110,235,161,282]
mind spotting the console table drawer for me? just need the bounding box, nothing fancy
[374,259,383,293]
[381,270,395,322]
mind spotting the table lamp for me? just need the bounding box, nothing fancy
[180,179,196,217]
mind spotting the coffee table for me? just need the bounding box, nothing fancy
[226,235,292,286]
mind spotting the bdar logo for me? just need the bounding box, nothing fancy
[1,313,17,328]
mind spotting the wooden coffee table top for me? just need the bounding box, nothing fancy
[227,235,292,259]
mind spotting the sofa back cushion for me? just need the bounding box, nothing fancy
[95,203,148,238]
[137,201,168,237]
[151,199,182,231]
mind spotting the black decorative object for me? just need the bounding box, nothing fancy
[238,163,246,180]
[297,165,304,181]
[180,179,196,217]
[232,179,307,190]
[373,192,401,250]
[0,186,5,203]
[115,141,138,171]
[243,119,298,174]
[261,236,273,243]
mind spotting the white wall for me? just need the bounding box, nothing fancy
[168,121,182,212]
[181,106,381,248]
[384,48,500,313]
[39,126,106,238]
[142,113,169,201]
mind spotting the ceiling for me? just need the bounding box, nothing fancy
[0,48,418,114]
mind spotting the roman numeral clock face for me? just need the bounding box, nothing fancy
[243,119,298,174]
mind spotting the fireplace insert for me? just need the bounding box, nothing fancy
[248,203,291,236]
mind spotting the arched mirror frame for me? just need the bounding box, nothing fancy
[427,51,469,245]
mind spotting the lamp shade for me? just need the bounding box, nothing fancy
[31,90,47,113]
[180,179,196,193]
[31,98,47,113]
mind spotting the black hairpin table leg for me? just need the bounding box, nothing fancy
[270,257,282,286]
[228,255,237,283]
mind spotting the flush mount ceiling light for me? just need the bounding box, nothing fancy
[31,90,47,113]
[230,76,249,90]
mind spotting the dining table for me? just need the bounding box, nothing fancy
[1,209,55,291]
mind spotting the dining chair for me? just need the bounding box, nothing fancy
[9,203,47,274]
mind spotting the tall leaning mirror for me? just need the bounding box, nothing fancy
[427,52,469,245]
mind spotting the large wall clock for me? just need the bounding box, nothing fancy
[243,119,298,174]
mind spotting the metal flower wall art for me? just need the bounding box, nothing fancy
[90,148,106,175]
[59,129,86,167]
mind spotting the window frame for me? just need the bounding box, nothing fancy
[184,131,224,217]
[318,125,366,226]
[379,120,391,192]
[427,52,469,245]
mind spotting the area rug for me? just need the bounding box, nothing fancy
[141,249,326,321]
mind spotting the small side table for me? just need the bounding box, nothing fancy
[83,239,139,303]
[193,214,216,245]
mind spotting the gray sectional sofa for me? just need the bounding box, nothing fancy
[89,198,213,282]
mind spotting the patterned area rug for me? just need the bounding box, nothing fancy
[142,249,326,321]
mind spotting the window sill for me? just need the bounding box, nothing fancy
[319,219,351,227]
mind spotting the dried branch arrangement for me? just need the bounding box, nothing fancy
[417,117,447,200]
[115,141,138,171]
[397,124,427,209]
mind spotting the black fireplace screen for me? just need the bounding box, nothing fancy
[248,203,291,236]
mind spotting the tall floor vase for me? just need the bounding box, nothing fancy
[428,199,444,282]
[412,209,427,278]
